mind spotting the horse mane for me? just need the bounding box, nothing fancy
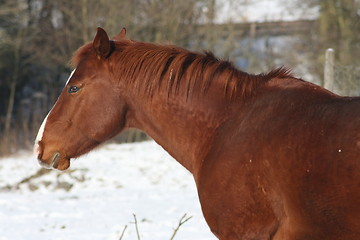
[71,40,293,99]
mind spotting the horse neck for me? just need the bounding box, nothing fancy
[124,79,232,177]
[113,43,254,176]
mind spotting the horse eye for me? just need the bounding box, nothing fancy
[68,86,80,93]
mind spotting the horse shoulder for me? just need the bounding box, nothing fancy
[196,111,282,239]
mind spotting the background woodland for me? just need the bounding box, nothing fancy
[0,0,359,155]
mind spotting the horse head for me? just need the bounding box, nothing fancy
[34,28,128,170]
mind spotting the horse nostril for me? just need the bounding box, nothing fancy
[51,152,61,169]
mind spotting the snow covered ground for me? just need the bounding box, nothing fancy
[0,141,216,240]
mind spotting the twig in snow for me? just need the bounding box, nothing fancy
[169,213,193,240]
[132,214,141,240]
[118,225,128,240]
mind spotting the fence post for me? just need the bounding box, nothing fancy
[324,48,335,92]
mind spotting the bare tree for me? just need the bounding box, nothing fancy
[0,0,36,153]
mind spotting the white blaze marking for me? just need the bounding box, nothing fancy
[65,68,76,86]
[34,69,76,146]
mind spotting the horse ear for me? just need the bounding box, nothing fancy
[112,27,127,41]
[93,27,111,59]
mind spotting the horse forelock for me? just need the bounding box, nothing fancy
[70,43,93,68]
[71,39,294,100]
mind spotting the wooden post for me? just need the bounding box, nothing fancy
[324,48,335,92]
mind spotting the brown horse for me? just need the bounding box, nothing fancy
[34,27,360,240]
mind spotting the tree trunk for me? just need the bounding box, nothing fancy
[2,28,22,153]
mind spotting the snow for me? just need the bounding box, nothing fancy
[0,141,216,240]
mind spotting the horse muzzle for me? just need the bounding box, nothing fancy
[34,141,70,170]
[37,151,60,169]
